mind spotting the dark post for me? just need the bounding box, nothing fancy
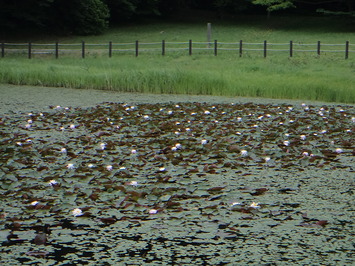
[162,40,165,56]
[189,40,192,56]
[109,41,112,58]
[345,41,349,59]
[317,41,321,56]
[214,40,217,56]
[82,41,85,58]
[28,42,32,59]
[263,40,267,58]
[55,42,59,59]
[1,42,4,58]
[135,40,138,57]
[239,40,243,57]
[290,41,293,57]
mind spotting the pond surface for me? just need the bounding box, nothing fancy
[0,85,354,264]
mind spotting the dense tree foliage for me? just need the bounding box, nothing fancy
[0,0,352,36]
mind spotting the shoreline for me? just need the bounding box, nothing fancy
[1,84,352,115]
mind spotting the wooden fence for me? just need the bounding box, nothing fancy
[1,40,353,59]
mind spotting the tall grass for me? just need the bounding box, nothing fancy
[1,16,355,103]
[1,53,354,103]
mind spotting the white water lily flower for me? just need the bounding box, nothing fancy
[31,201,39,206]
[149,209,158,214]
[174,131,180,135]
[131,149,137,154]
[61,148,67,153]
[129,181,138,186]
[167,110,173,115]
[171,146,177,151]
[204,110,210,114]
[66,163,75,169]
[175,143,182,149]
[352,117,355,123]
[284,133,290,137]
[264,156,271,163]
[240,150,248,156]
[69,124,76,129]
[72,208,83,217]
[201,139,208,145]
[302,152,309,156]
[100,143,106,150]
[28,112,33,116]
[16,142,22,146]
[106,165,113,171]
[159,167,166,172]
[283,140,290,146]
[119,167,127,170]
[250,202,260,209]
[231,202,241,207]
[143,115,150,120]
[88,164,94,168]
[27,119,33,124]
[48,180,58,186]
[25,124,31,129]
[300,135,306,140]
[335,148,343,154]
[186,128,191,131]
[237,117,242,122]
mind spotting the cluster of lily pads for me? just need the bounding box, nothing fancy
[0,101,354,264]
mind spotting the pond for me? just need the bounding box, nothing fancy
[0,85,354,264]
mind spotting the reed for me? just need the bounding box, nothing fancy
[1,16,354,103]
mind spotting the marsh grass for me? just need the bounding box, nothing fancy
[1,15,355,103]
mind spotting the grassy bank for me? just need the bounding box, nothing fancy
[1,16,355,103]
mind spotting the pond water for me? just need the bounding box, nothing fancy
[0,85,354,265]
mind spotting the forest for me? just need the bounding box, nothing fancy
[1,0,354,36]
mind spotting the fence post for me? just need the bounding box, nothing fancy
[345,41,349,59]
[135,40,139,57]
[214,40,217,56]
[82,41,85,58]
[28,42,32,59]
[317,41,320,56]
[55,42,59,59]
[207,23,212,48]
[189,40,192,56]
[1,42,4,58]
[109,41,112,58]
[239,40,242,57]
[289,41,293,57]
[162,40,165,56]
[264,40,267,58]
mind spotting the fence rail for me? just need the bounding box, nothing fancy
[1,40,353,59]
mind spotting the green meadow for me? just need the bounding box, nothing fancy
[1,16,354,103]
